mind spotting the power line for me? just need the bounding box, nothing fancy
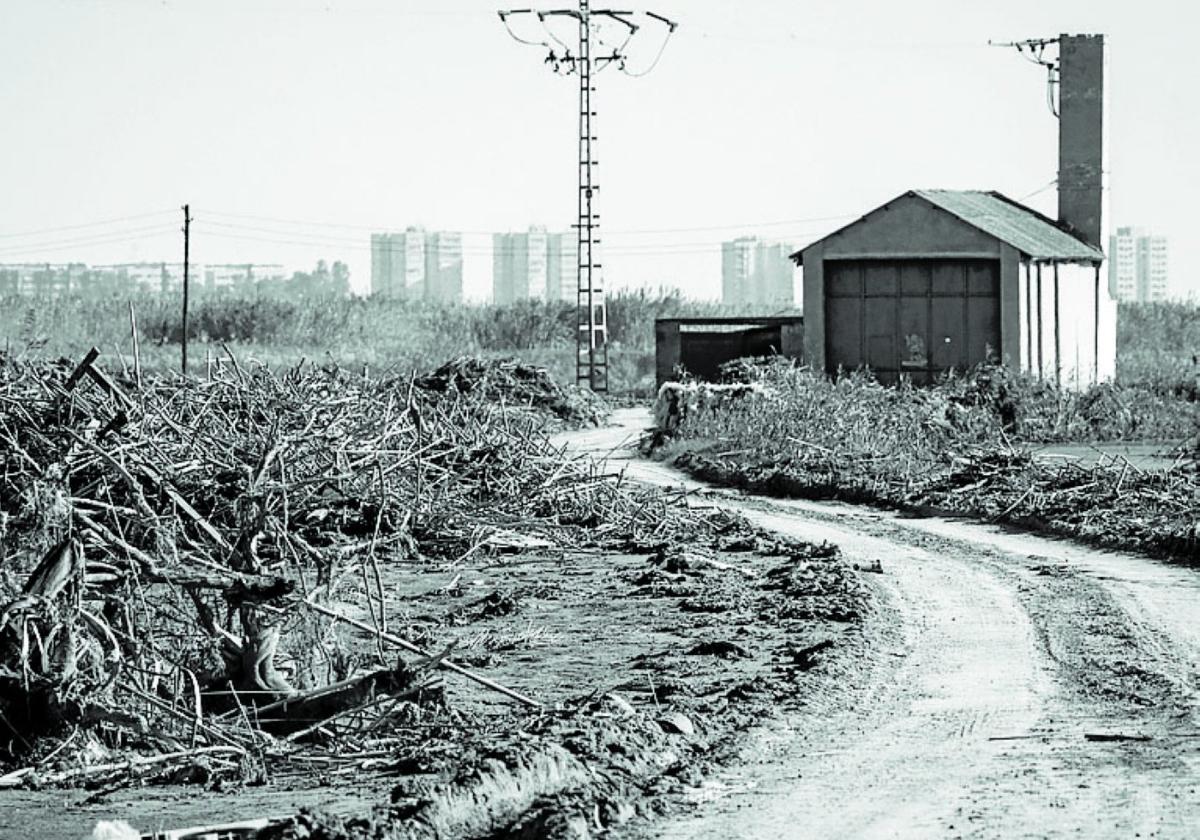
[191,221,820,256]
[1019,179,1058,201]
[200,208,853,237]
[0,224,179,258]
[695,30,983,51]
[0,210,178,240]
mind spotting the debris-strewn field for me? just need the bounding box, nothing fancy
[655,362,1199,563]
[0,351,867,838]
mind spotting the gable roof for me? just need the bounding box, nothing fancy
[792,189,1104,264]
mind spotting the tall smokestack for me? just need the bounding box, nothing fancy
[1057,34,1106,249]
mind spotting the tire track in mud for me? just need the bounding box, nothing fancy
[558,411,1200,839]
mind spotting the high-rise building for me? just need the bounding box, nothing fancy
[493,227,576,304]
[425,232,464,302]
[371,228,462,300]
[721,238,794,306]
[1109,227,1169,302]
[371,229,425,299]
[546,234,578,303]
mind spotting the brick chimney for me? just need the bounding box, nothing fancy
[1057,34,1106,249]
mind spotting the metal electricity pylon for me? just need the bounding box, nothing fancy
[499,3,677,392]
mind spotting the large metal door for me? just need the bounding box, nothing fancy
[824,259,1001,382]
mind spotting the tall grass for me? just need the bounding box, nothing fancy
[0,292,1192,396]
[0,290,768,393]
[1116,301,1200,396]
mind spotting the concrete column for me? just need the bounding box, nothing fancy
[800,244,825,372]
[1058,34,1105,249]
[999,244,1022,369]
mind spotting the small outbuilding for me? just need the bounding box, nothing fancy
[655,316,804,386]
[794,189,1113,386]
[793,34,1116,388]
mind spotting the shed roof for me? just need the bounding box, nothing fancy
[793,190,1104,264]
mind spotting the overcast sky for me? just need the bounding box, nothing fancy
[1,0,1196,301]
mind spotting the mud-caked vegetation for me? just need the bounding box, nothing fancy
[656,359,1199,563]
[0,350,868,838]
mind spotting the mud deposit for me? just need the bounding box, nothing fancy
[0,520,869,839]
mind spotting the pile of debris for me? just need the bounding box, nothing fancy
[0,350,662,788]
[912,447,1200,558]
[413,356,607,428]
[672,437,1199,563]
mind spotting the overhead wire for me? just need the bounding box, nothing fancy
[620,13,675,78]
[0,223,179,258]
[0,210,178,240]
[199,207,857,237]
[191,221,819,257]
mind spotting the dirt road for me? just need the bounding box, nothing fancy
[558,410,1200,839]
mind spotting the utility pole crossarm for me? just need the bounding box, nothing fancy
[991,37,1062,117]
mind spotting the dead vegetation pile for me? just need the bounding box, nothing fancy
[413,356,607,428]
[0,349,661,791]
[659,363,1199,562]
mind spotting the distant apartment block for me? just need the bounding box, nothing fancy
[1109,227,1169,302]
[425,232,464,302]
[1,262,289,297]
[0,263,87,297]
[721,238,795,306]
[370,228,463,301]
[203,263,287,289]
[492,227,577,304]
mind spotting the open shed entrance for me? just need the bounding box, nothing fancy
[678,324,782,382]
[655,316,804,386]
[824,258,1001,383]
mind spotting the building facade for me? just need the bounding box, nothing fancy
[203,263,287,290]
[424,233,464,302]
[371,229,462,301]
[1,262,295,297]
[1108,227,1168,302]
[493,228,576,304]
[795,190,1114,388]
[721,238,795,306]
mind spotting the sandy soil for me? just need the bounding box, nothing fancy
[569,409,1200,839]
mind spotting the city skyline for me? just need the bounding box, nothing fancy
[0,260,288,298]
[2,1,1198,303]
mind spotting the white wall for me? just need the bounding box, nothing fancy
[1019,260,1116,387]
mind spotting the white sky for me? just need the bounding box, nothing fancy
[1,0,1197,301]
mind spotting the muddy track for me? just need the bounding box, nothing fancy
[558,410,1200,839]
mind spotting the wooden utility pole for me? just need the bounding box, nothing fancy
[181,204,191,375]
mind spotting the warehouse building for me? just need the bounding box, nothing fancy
[793,34,1116,388]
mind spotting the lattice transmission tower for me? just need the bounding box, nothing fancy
[499,3,677,392]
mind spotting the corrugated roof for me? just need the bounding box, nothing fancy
[913,190,1103,261]
[791,189,1104,264]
